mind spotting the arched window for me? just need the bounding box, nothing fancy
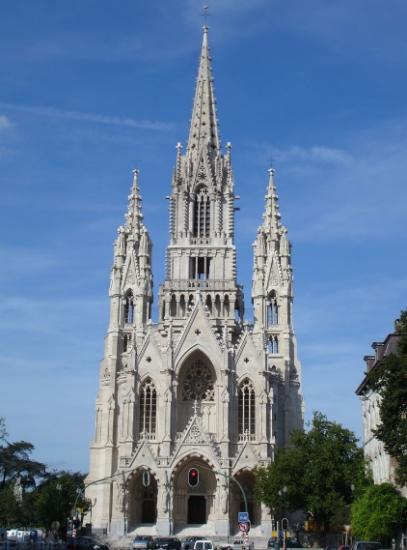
[180,295,186,317]
[235,300,241,322]
[267,292,279,326]
[123,333,132,352]
[124,291,135,324]
[170,294,177,317]
[223,295,230,317]
[238,378,255,440]
[267,335,279,354]
[193,185,210,238]
[139,378,157,439]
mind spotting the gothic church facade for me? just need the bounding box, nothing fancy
[86,28,303,538]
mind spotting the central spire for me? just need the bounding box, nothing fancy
[187,26,220,161]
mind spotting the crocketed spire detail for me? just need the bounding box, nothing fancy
[125,168,144,238]
[263,167,282,234]
[187,26,220,164]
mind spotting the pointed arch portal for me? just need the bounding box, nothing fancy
[172,456,217,528]
[127,470,158,529]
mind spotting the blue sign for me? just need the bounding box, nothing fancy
[238,511,249,523]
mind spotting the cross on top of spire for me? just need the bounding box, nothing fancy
[186,25,220,161]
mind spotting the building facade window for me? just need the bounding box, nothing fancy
[123,333,132,352]
[124,291,135,324]
[238,378,256,439]
[267,292,279,326]
[267,335,279,354]
[139,378,157,439]
[193,185,210,238]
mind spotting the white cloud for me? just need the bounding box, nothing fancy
[249,119,407,244]
[0,102,173,131]
[273,145,351,165]
[0,115,11,129]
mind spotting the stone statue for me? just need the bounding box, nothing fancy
[220,479,229,515]
[115,479,127,513]
[161,472,171,514]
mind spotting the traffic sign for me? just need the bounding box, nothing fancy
[238,522,250,534]
[238,511,249,523]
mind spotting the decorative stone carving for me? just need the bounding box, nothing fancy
[182,359,214,401]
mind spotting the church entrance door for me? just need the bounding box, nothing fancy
[127,471,158,529]
[187,495,206,524]
[142,499,156,523]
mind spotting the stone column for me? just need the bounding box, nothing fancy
[156,472,173,536]
[214,475,230,536]
[110,478,127,537]
[260,502,273,537]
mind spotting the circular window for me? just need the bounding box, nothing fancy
[182,359,215,401]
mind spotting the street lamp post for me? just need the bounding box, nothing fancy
[191,463,249,514]
[277,486,288,550]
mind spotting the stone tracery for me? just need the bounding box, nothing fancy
[181,358,215,401]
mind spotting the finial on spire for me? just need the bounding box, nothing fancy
[202,4,210,28]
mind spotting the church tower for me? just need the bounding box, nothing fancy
[159,26,243,335]
[86,27,303,540]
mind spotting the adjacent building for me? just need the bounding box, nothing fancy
[86,27,303,538]
[356,322,406,497]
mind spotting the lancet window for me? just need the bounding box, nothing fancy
[193,185,211,238]
[122,333,132,352]
[139,377,157,439]
[267,335,279,354]
[124,291,135,324]
[267,291,279,326]
[238,378,256,440]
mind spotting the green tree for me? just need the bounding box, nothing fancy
[35,471,88,535]
[0,440,47,490]
[351,483,407,544]
[0,484,20,527]
[0,419,47,526]
[256,412,369,532]
[366,310,407,486]
[0,417,7,442]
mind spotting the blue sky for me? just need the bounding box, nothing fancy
[0,0,406,472]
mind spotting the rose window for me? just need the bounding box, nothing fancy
[182,360,215,401]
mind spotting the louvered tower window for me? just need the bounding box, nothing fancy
[267,291,279,326]
[124,291,134,324]
[139,377,157,439]
[238,378,256,440]
[193,185,210,238]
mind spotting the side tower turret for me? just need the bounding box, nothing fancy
[252,168,303,444]
[111,169,153,342]
[87,169,153,514]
